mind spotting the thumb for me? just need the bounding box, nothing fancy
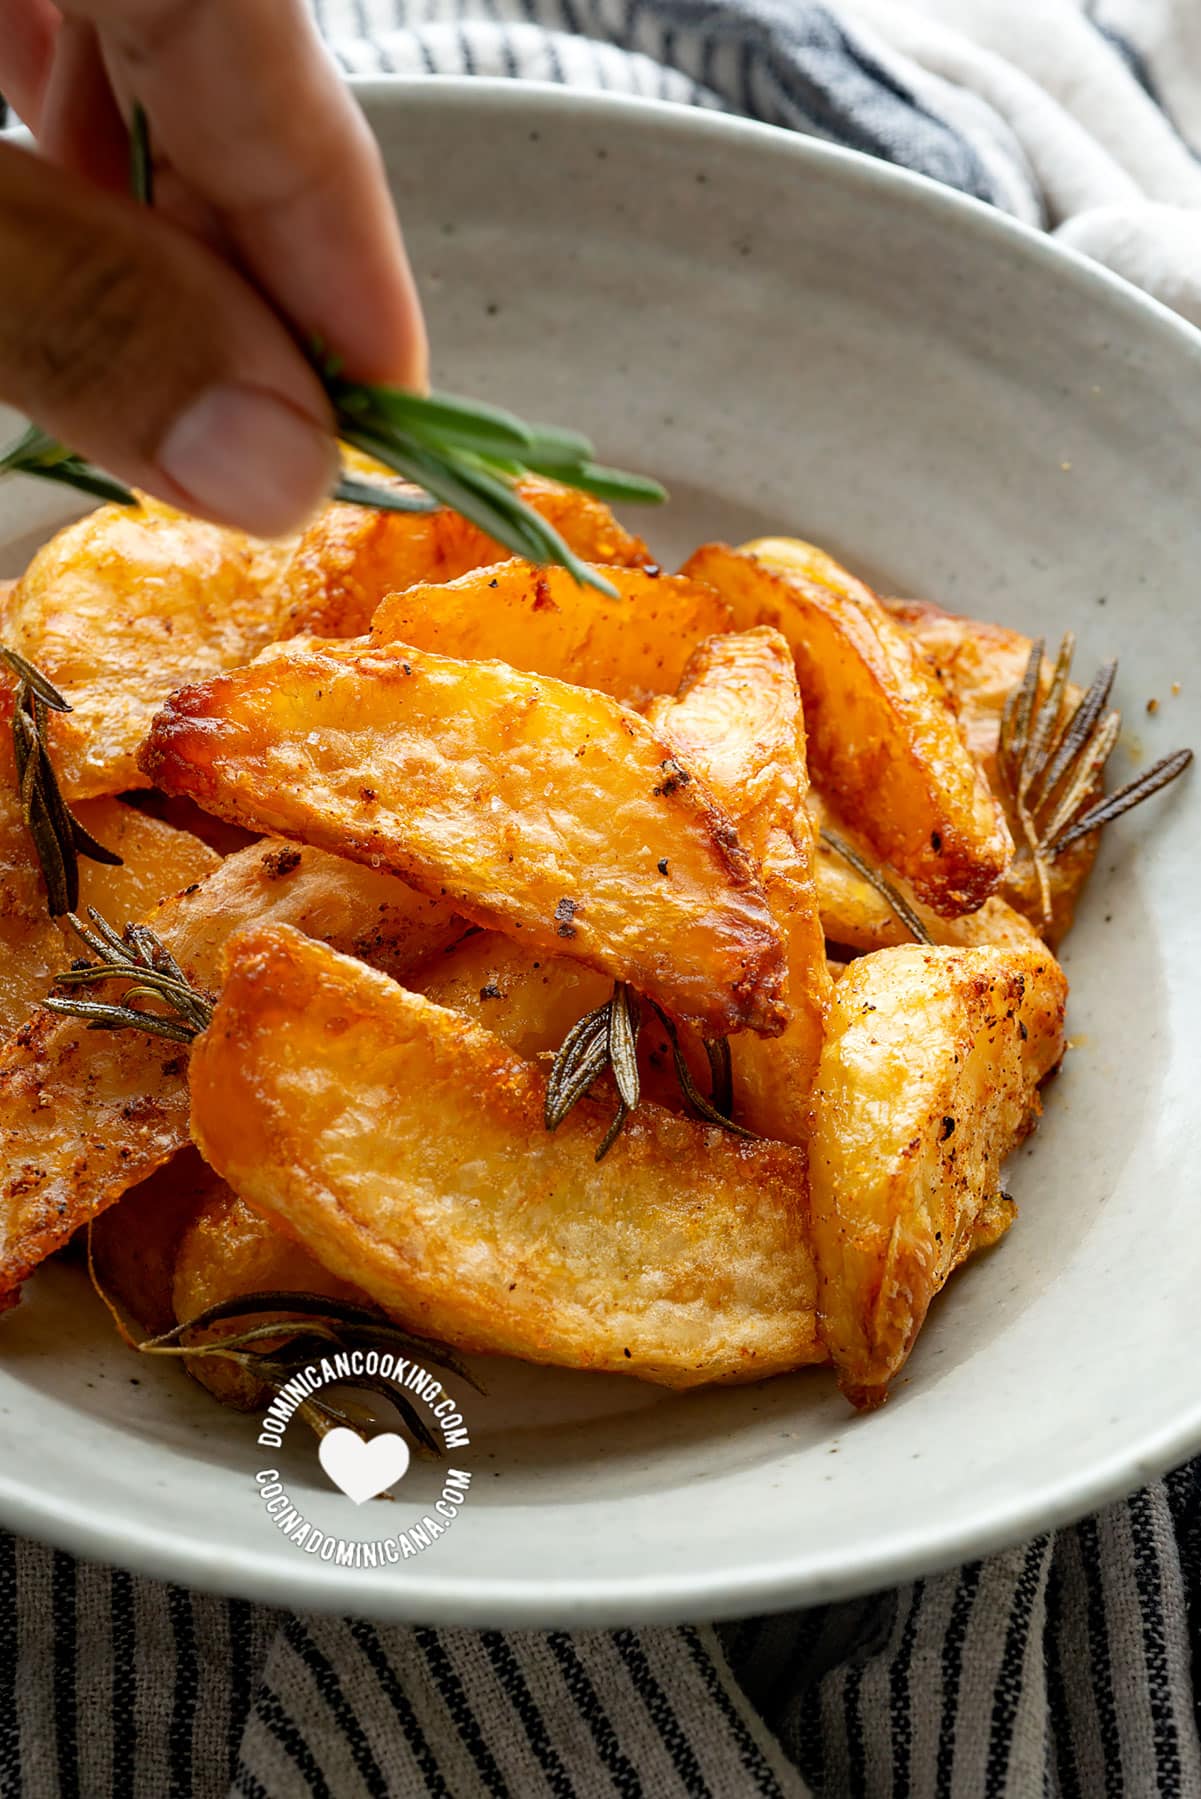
[0,139,338,538]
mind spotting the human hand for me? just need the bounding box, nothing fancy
[0,0,427,536]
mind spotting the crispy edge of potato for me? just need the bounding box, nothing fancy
[808,943,1067,1407]
[7,494,294,799]
[281,477,652,637]
[368,559,734,706]
[190,924,823,1388]
[88,1144,220,1336]
[0,841,465,1312]
[172,1183,369,1411]
[139,639,790,1038]
[681,542,1013,915]
[647,627,831,1142]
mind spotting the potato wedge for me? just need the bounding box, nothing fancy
[648,628,830,1142]
[681,541,1012,914]
[0,841,464,1310]
[73,797,220,922]
[0,694,72,1038]
[89,1145,221,1336]
[812,795,1044,954]
[809,943,1067,1407]
[140,641,788,1036]
[368,560,733,706]
[884,596,1097,943]
[190,926,822,1387]
[281,476,651,638]
[5,495,294,797]
[173,1183,368,1411]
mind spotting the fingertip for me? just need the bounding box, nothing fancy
[156,384,338,539]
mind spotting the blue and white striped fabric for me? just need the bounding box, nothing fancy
[6,3,1201,1794]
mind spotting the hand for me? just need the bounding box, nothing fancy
[0,0,427,536]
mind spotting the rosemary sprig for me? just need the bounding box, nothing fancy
[997,635,1193,922]
[819,826,934,946]
[43,908,212,1043]
[1,648,122,915]
[0,105,667,595]
[544,979,753,1155]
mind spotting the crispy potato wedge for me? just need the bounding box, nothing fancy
[681,541,1012,915]
[140,641,788,1036]
[885,596,1097,943]
[88,1145,220,1336]
[5,495,294,797]
[648,628,830,1142]
[368,559,733,705]
[0,841,464,1310]
[73,797,220,922]
[280,476,651,638]
[173,1183,368,1411]
[0,694,71,1038]
[809,943,1067,1407]
[812,795,1044,954]
[190,926,822,1387]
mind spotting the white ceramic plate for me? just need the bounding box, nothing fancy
[0,80,1198,1627]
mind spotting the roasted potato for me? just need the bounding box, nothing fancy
[0,841,465,1309]
[280,476,651,638]
[809,943,1067,1407]
[88,1145,220,1336]
[190,925,823,1387]
[173,1182,368,1411]
[4,494,295,798]
[368,559,732,706]
[0,696,72,1038]
[140,640,788,1036]
[812,794,1044,954]
[681,541,1012,915]
[648,628,830,1142]
[884,596,1097,941]
[73,797,220,922]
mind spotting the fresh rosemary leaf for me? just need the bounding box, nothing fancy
[530,460,669,506]
[606,983,641,1111]
[648,1001,758,1140]
[331,474,439,515]
[1049,748,1193,856]
[0,424,137,508]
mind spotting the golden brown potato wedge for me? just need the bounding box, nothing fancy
[280,476,651,638]
[368,559,732,705]
[73,797,220,922]
[190,926,822,1387]
[812,794,1044,954]
[884,596,1097,944]
[809,943,1067,1407]
[140,641,788,1037]
[5,495,293,798]
[173,1183,369,1411]
[0,841,465,1311]
[88,1145,221,1336]
[648,628,830,1142]
[0,695,72,1039]
[681,541,1012,915]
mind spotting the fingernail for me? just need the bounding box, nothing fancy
[157,385,336,537]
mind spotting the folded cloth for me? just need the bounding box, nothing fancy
[5,4,1201,1796]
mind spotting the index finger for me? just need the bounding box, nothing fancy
[65,0,427,387]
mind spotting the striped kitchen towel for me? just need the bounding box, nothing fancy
[5,2,1201,1795]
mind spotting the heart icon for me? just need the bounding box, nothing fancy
[318,1427,411,1505]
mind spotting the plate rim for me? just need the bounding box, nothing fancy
[2,75,1199,1625]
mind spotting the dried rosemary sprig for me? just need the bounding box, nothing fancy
[819,826,934,946]
[0,648,123,915]
[88,1237,480,1454]
[997,634,1193,923]
[545,979,753,1156]
[0,105,666,595]
[42,908,212,1044]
